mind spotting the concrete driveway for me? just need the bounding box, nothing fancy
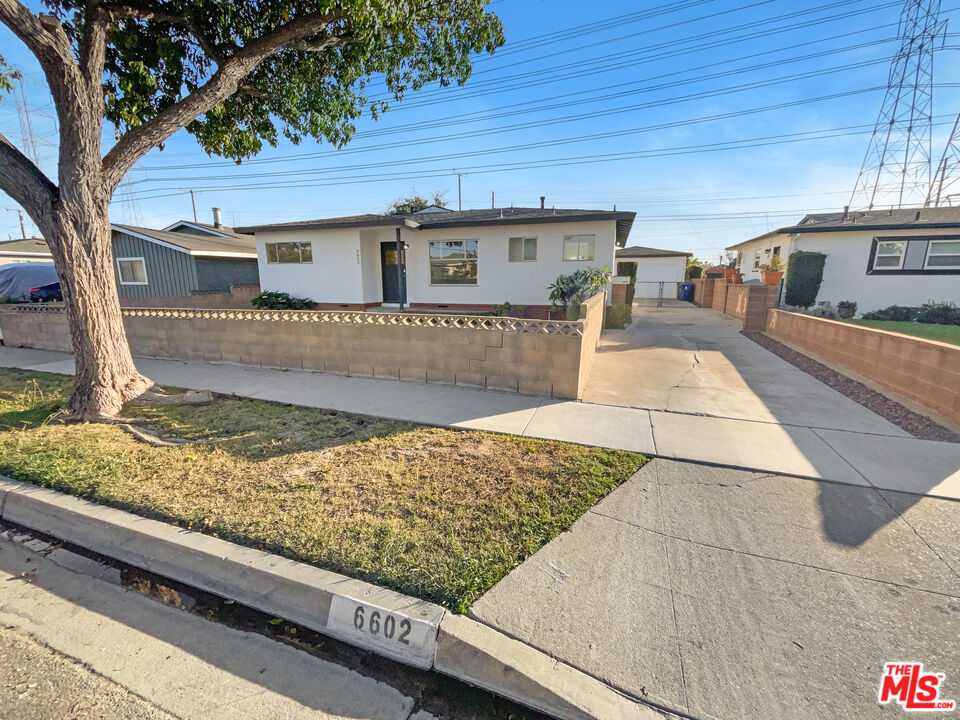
[582,301,907,436]
[471,458,960,720]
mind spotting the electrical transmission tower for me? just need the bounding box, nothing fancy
[849,0,947,210]
[927,114,960,206]
[15,79,42,171]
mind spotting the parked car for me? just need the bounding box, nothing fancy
[30,281,62,302]
[0,262,58,302]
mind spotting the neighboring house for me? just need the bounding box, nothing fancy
[110,223,258,299]
[237,206,635,315]
[726,207,960,313]
[0,237,52,267]
[616,245,692,299]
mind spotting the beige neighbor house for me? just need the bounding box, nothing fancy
[616,245,692,299]
[0,237,52,267]
[237,206,636,318]
[726,207,960,314]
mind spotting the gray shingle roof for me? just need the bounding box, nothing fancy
[727,206,960,249]
[165,220,258,239]
[112,224,256,256]
[617,245,691,258]
[0,237,51,256]
[236,207,636,246]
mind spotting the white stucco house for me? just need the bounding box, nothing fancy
[615,245,692,299]
[726,207,960,313]
[237,206,636,317]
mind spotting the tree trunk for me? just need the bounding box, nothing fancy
[42,198,152,419]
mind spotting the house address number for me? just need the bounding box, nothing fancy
[326,596,438,668]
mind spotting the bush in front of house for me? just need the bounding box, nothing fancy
[837,300,857,319]
[861,305,918,322]
[784,251,826,308]
[490,301,526,317]
[251,291,317,310]
[915,301,960,326]
[616,261,638,305]
[605,303,633,329]
[547,266,612,320]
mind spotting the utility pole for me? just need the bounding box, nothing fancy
[5,208,27,239]
[189,190,197,222]
[452,170,467,211]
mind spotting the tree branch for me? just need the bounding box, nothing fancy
[100,2,232,62]
[0,0,78,87]
[0,132,58,223]
[101,10,346,191]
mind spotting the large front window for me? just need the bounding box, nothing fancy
[563,234,595,261]
[266,241,313,264]
[925,239,960,269]
[873,240,905,269]
[429,240,478,285]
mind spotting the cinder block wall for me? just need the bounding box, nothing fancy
[119,283,261,309]
[0,306,593,400]
[726,285,777,331]
[711,278,731,312]
[765,309,960,425]
[576,291,606,399]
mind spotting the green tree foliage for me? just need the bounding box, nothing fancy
[784,251,826,308]
[686,257,704,279]
[385,191,448,215]
[616,261,637,305]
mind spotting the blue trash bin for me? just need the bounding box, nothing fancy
[678,282,695,302]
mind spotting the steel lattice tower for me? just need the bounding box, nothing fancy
[849,0,946,210]
[927,114,960,205]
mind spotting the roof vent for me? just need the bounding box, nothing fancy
[915,210,922,222]
[499,208,504,219]
[540,196,545,209]
[842,205,849,222]
[212,207,223,229]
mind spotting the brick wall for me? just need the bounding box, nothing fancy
[0,305,598,400]
[765,309,960,425]
[711,278,731,312]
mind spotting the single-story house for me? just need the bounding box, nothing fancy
[236,206,636,316]
[109,222,258,299]
[0,237,53,267]
[726,207,960,313]
[615,245,692,299]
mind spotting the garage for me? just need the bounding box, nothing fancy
[616,245,692,300]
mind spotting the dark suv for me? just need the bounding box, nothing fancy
[29,281,62,303]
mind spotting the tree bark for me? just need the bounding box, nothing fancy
[41,198,152,419]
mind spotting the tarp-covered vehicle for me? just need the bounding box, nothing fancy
[0,262,58,302]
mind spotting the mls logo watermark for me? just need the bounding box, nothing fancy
[879,663,956,712]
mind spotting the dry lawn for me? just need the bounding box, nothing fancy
[0,368,646,610]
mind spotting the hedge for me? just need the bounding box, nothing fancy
[784,251,826,308]
[617,261,637,306]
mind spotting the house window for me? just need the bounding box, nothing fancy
[562,234,595,261]
[873,240,905,269]
[925,239,960,269]
[753,249,762,270]
[773,246,781,256]
[116,257,148,285]
[509,237,537,262]
[429,240,478,285]
[265,241,313,264]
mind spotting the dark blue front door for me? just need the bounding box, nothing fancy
[381,241,406,304]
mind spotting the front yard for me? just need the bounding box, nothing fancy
[0,368,645,612]
[844,319,960,346]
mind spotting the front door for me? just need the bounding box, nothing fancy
[380,241,406,304]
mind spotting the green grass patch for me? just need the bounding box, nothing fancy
[0,368,646,611]
[844,320,960,346]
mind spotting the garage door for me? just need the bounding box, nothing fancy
[631,257,687,298]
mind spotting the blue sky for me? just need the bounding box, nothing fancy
[2,0,959,261]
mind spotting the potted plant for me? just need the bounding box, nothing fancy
[759,255,785,285]
[837,300,857,319]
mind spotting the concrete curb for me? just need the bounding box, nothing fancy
[0,476,672,720]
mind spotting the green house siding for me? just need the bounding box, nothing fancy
[112,231,199,298]
[195,257,259,292]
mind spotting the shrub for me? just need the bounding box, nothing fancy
[915,302,960,326]
[687,263,704,279]
[605,303,633,329]
[251,291,317,310]
[837,300,857,319]
[760,255,784,273]
[490,301,526,317]
[547,266,612,316]
[862,305,918,322]
[784,251,826,308]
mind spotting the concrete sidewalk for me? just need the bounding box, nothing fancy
[1,346,958,499]
[470,458,960,720]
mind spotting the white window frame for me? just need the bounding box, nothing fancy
[265,241,313,264]
[508,236,537,262]
[923,239,960,270]
[873,239,906,270]
[116,256,148,285]
[428,239,479,286]
[562,234,595,262]
[753,249,762,270]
